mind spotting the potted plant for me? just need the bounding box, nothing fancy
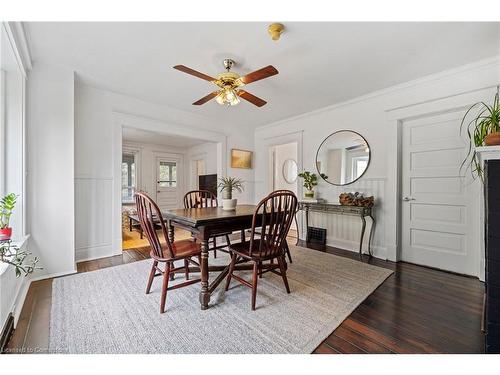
[0,193,17,241]
[298,171,321,198]
[461,91,500,179]
[1,241,40,277]
[218,176,244,211]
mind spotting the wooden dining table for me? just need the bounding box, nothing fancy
[162,204,263,310]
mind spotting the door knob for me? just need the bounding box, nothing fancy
[403,196,415,201]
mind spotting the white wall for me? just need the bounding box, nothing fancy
[226,132,255,204]
[255,57,500,273]
[27,62,75,277]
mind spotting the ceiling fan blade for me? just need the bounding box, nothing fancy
[173,65,217,83]
[236,65,279,85]
[237,90,267,107]
[193,91,220,105]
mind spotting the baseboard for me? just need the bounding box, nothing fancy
[324,237,387,260]
[29,269,77,282]
[76,243,121,262]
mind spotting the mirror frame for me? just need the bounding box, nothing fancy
[315,130,371,186]
[282,158,298,184]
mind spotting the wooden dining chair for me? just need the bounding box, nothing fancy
[270,189,299,264]
[135,191,202,313]
[225,191,298,310]
[183,190,231,258]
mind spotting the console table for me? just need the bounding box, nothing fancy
[298,201,375,259]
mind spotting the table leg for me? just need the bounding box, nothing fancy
[368,214,375,257]
[168,221,175,280]
[240,230,246,243]
[359,215,366,260]
[129,217,132,232]
[199,238,210,310]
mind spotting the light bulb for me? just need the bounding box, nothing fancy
[215,92,225,105]
[228,89,240,106]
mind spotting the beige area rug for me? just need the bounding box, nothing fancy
[49,246,393,353]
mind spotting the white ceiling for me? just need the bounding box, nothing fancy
[122,127,209,148]
[26,22,500,129]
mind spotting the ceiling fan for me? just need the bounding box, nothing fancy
[173,59,278,107]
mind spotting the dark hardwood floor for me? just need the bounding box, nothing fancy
[4,239,485,354]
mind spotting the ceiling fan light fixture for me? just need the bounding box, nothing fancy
[216,87,240,106]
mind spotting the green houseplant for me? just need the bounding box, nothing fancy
[461,90,500,179]
[217,176,244,210]
[298,171,321,198]
[0,193,18,240]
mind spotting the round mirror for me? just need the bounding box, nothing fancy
[282,159,298,184]
[316,130,370,186]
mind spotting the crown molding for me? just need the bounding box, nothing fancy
[2,22,32,77]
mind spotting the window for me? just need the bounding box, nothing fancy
[352,156,369,179]
[158,161,177,187]
[1,24,27,239]
[122,153,136,203]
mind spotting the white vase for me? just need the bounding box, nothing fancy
[222,198,237,211]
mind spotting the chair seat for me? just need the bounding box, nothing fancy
[161,239,201,260]
[229,241,281,260]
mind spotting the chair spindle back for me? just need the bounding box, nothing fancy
[249,191,298,258]
[183,190,218,209]
[134,191,174,259]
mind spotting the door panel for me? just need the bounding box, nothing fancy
[402,110,474,275]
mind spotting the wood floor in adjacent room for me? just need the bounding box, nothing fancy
[4,239,485,354]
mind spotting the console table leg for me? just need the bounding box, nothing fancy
[305,207,310,243]
[368,214,375,257]
[294,216,299,246]
[359,216,366,260]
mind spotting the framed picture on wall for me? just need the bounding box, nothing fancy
[231,149,253,169]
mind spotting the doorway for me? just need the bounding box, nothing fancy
[115,118,227,254]
[269,141,299,237]
[269,142,298,194]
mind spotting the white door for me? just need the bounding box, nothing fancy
[156,156,181,211]
[401,110,475,275]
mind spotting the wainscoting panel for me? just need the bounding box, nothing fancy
[75,177,114,261]
[300,177,387,258]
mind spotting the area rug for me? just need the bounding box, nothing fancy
[49,246,393,353]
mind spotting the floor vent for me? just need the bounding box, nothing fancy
[307,227,327,245]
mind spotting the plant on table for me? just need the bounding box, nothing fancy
[217,177,244,210]
[298,171,327,198]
